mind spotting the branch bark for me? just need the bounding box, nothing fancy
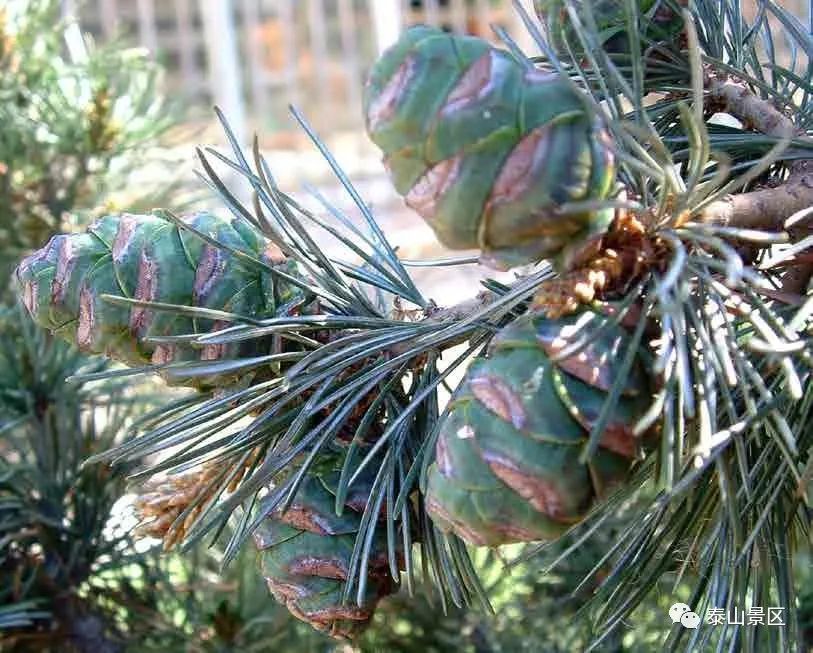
[422,289,497,322]
[698,74,813,234]
[698,72,813,294]
[704,75,796,138]
[697,163,813,231]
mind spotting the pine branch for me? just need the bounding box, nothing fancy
[695,67,813,298]
[11,3,813,649]
[698,165,813,231]
[705,72,798,139]
[699,72,813,233]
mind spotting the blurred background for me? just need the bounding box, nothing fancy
[49,0,552,304]
[62,0,531,137]
[1,1,811,652]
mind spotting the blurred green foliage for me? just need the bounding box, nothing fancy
[0,2,178,650]
[0,304,169,651]
[0,0,170,285]
[147,501,690,653]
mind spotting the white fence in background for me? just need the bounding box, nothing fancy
[61,0,537,142]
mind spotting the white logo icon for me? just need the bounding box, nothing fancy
[669,603,701,629]
[669,603,691,623]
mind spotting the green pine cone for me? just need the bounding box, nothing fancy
[364,26,615,271]
[534,0,685,59]
[254,467,400,640]
[425,310,652,547]
[15,211,302,387]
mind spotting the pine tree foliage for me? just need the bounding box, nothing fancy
[14,1,813,650]
[358,505,678,653]
[0,306,184,652]
[0,3,195,650]
[120,524,338,653]
[0,0,170,283]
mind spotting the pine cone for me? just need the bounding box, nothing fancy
[15,211,302,387]
[534,0,686,59]
[364,26,615,271]
[425,310,652,546]
[254,467,401,640]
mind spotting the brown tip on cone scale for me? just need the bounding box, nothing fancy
[367,56,416,132]
[287,555,348,580]
[51,237,75,305]
[112,213,139,262]
[469,374,527,429]
[77,284,95,349]
[483,451,570,521]
[426,496,491,547]
[276,504,337,536]
[435,433,453,476]
[537,320,616,393]
[599,423,638,459]
[151,344,177,365]
[486,123,554,208]
[264,577,310,601]
[200,320,229,361]
[441,51,493,115]
[405,155,462,222]
[193,245,224,304]
[130,250,158,336]
[22,280,37,316]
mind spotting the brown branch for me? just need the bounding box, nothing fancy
[387,289,508,356]
[704,74,796,138]
[421,289,497,322]
[697,163,813,231]
[698,73,813,230]
[699,72,813,294]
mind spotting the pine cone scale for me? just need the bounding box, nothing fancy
[131,251,159,334]
[535,316,645,396]
[52,236,79,305]
[365,55,416,134]
[486,125,556,206]
[481,452,574,520]
[77,284,97,350]
[287,555,348,580]
[469,374,527,429]
[404,156,461,223]
[535,0,685,60]
[439,50,493,114]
